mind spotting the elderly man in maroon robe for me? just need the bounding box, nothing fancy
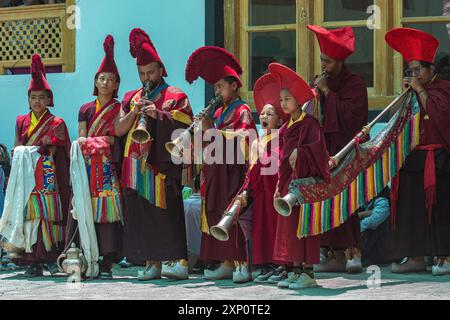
[115,29,194,281]
[307,25,368,273]
[386,27,450,276]
[185,46,257,283]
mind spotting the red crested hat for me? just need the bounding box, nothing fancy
[185,46,243,87]
[129,28,167,76]
[385,27,440,64]
[253,73,289,124]
[307,25,355,61]
[94,35,120,98]
[28,54,54,107]
[268,63,315,107]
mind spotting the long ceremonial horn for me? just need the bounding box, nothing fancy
[274,87,412,217]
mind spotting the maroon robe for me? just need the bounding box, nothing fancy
[390,78,450,259]
[273,114,330,264]
[121,83,193,262]
[200,101,257,263]
[244,135,281,266]
[65,99,123,268]
[15,111,71,264]
[319,66,368,249]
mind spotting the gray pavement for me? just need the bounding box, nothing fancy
[0,265,449,300]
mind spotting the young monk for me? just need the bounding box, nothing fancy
[245,73,289,283]
[4,54,71,277]
[185,46,257,283]
[70,35,123,279]
[270,63,331,290]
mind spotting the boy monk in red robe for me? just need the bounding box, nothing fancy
[270,63,331,290]
[185,46,257,283]
[247,73,289,284]
[68,35,123,279]
[13,55,71,277]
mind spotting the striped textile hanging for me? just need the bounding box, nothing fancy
[25,192,64,252]
[121,157,167,210]
[294,93,420,238]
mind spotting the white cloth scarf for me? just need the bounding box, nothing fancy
[70,141,99,278]
[0,146,40,253]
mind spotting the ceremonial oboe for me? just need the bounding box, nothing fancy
[131,80,154,144]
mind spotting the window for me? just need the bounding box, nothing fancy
[225,0,433,110]
[0,0,75,75]
[225,0,313,103]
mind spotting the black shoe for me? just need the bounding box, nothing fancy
[23,264,44,277]
[118,257,133,268]
[45,262,60,276]
[98,271,113,280]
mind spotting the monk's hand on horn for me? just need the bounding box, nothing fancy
[314,73,329,94]
[403,76,423,93]
[142,102,157,119]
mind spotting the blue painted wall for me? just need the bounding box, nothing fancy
[0,0,206,150]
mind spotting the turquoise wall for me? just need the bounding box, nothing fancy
[0,0,206,150]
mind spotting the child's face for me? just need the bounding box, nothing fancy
[96,72,119,97]
[214,79,238,104]
[259,104,282,132]
[280,89,299,115]
[29,90,50,114]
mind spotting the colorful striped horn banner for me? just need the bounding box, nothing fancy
[279,90,419,238]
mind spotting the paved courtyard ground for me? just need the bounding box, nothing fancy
[0,265,449,300]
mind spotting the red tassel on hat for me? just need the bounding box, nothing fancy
[185,46,243,87]
[94,35,121,98]
[129,28,167,76]
[28,54,54,107]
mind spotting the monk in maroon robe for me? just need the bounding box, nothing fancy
[245,73,288,283]
[65,35,123,280]
[116,29,193,281]
[13,55,71,277]
[386,28,450,275]
[185,46,257,283]
[308,25,368,273]
[269,63,330,290]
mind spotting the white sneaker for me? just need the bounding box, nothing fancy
[162,261,189,280]
[288,273,318,290]
[204,263,234,280]
[137,264,161,281]
[346,257,363,274]
[432,260,450,276]
[233,265,252,284]
[277,272,300,289]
